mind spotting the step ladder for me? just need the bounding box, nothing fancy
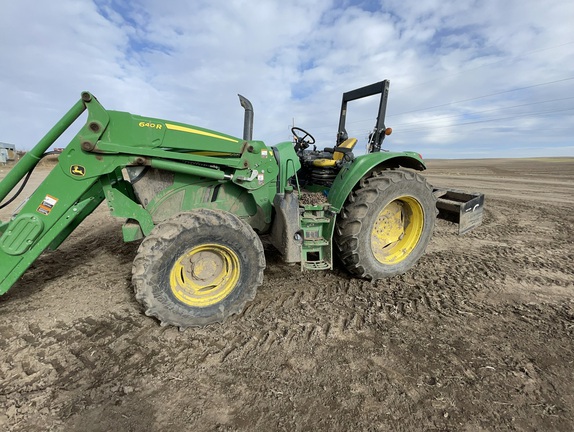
[299,204,333,271]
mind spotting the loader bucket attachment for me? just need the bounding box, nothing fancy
[433,189,485,235]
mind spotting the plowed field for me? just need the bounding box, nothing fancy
[1,158,573,431]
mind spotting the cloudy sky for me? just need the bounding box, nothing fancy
[1,0,573,158]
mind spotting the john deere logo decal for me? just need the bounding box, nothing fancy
[70,165,86,176]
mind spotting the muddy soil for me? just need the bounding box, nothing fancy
[0,158,573,431]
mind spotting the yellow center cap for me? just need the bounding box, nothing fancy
[188,251,223,283]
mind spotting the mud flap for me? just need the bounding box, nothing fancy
[433,189,485,235]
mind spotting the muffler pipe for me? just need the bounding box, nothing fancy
[238,94,253,141]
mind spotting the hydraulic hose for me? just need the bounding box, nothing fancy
[0,151,61,210]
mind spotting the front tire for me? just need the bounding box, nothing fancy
[132,209,265,328]
[335,168,436,279]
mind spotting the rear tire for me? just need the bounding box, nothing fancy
[132,209,265,328]
[335,168,436,279]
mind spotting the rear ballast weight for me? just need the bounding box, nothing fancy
[0,81,484,328]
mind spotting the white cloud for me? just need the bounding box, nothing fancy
[0,0,572,158]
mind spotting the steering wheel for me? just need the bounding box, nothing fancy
[291,127,316,151]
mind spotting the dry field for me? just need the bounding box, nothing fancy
[0,158,573,431]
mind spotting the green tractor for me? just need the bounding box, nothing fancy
[0,80,484,327]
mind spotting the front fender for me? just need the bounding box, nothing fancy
[327,151,426,212]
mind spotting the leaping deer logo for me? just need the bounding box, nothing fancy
[70,165,86,176]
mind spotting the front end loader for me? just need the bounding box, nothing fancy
[0,80,484,328]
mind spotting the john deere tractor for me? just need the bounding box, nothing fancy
[0,80,484,327]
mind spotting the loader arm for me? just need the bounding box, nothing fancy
[2,96,196,295]
[0,92,279,296]
[0,93,126,294]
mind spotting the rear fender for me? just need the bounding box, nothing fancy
[327,152,426,212]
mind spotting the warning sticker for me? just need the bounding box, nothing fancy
[37,195,58,215]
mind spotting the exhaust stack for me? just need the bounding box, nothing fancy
[238,94,253,141]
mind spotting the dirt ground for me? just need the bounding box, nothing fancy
[0,157,572,431]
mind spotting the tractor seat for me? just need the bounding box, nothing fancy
[311,138,358,168]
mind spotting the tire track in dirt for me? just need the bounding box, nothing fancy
[1,201,569,372]
[222,195,574,361]
[242,194,572,376]
[0,313,217,427]
[1,163,574,430]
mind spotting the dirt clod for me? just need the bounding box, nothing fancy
[299,191,328,204]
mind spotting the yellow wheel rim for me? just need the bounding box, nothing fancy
[371,196,424,265]
[170,244,240,307]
